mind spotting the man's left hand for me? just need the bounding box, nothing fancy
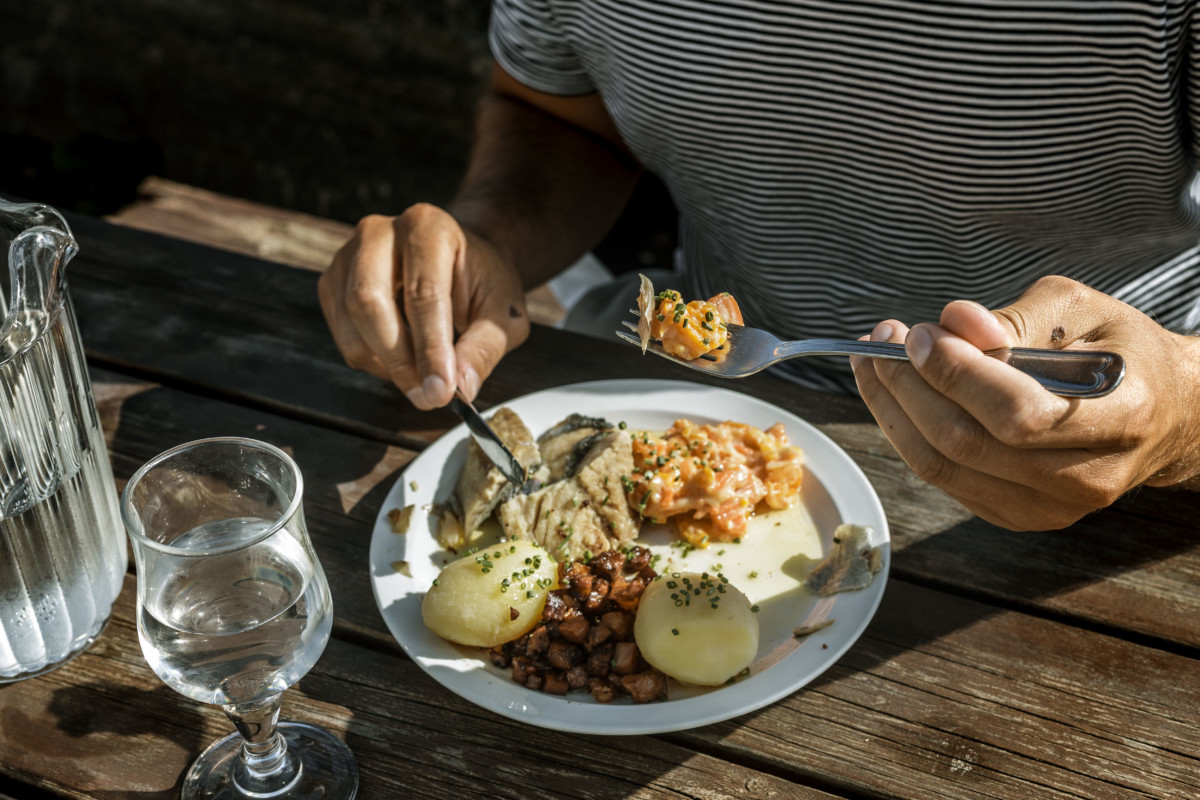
[852,275,1200,530]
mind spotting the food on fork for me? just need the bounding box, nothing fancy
[634,572,759,686]
[421,540,559,647]
[636,273,743,361]
[629,419,805,546]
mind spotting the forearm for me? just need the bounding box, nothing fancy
[1146,330,1200,491]
[448,83,642,288]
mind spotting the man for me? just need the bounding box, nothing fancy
[319,1,1200,530]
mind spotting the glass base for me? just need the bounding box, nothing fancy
[182,722,358,799]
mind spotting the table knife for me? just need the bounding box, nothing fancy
[449,391,529,489]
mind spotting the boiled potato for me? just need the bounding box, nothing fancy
[422,540,558,647]
[634,572,759,686]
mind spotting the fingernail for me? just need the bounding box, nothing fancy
[404,386,429,408]
[423,374,448,403]
[907,327,932,368]
[871,322,894,342]
[405,374,448,409]
[460,367,480,400]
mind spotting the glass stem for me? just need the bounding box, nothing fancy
[223,693,297,789]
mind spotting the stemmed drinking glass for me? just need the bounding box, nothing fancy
[121,437,358,799]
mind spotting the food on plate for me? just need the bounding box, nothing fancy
[387,505,414,534]
[537,413,613,482]
[500,427,641,562]
[805,524,883,597]
[634,273,743,360]
[488,546,668,703]
[421,540,559,647]
[629,418,805,546]
[633,571,759,686]
[792,619,835,638]
[439,406,545,551]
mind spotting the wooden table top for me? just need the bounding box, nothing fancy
[1,213,1196,799]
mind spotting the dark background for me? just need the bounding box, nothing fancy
[0,0,676,269]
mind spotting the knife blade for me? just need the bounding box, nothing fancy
[449,392,529,489]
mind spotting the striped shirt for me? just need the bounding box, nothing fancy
[491,0,1200,391]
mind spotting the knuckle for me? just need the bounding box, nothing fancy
[404,275,447,310]
[990,393,1048,446]
[904,445,957,488]
[345,282,392,317]
[398,202,446,231]
[355,213,392,233]
[932,419,989,466]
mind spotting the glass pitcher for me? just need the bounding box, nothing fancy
[0,197,127,681]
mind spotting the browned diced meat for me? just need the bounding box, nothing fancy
[557,615,590,644]
[494,540,667,703]
[611,642,639,674]
[586,646,613,677]
[540,592,576,622]
[601,610,633,640]
[589,677,617,703]
[547,640,582,671]
[542,672,570,695]
[584,579,611,615]
[621,671,668,704]
[567,665,589,690]
[608,574,646,610]
[511,656,534,685]
[566,569,594,599]
[589,549,625,579]
[454,407,542,533]
[488,648,510,668]
[586,618,613,649]
[526,625,550,656]
[626,546,652,572]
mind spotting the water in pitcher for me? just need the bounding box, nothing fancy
[0,302,128,681]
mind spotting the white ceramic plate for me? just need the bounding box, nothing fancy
[368,379,890,735]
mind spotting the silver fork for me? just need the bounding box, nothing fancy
[616,317,1125,398]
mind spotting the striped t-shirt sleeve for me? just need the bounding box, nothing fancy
[490,0,595,96]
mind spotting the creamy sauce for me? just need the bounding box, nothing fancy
[639,500,823,653]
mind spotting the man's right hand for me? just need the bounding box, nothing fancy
[317,203,530,410]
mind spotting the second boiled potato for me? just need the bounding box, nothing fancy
[634,572,759,686]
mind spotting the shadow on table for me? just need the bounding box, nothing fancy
[38,682,203,799]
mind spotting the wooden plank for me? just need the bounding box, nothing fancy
[103,176,567,326]
[0,576,844,800]
[56,368,1198,799]
[91,367,408,644]
[674,579,1200,800]
[66,216,1200,652]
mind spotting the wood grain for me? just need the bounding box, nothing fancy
[66,214,1200,653]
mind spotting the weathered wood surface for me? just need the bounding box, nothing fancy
[0,217,1195,798]
[65,212,1200,652]
[5,361,1196,799]
[103,176,567,326]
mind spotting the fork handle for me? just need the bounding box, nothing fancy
[782,340,1126,399]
